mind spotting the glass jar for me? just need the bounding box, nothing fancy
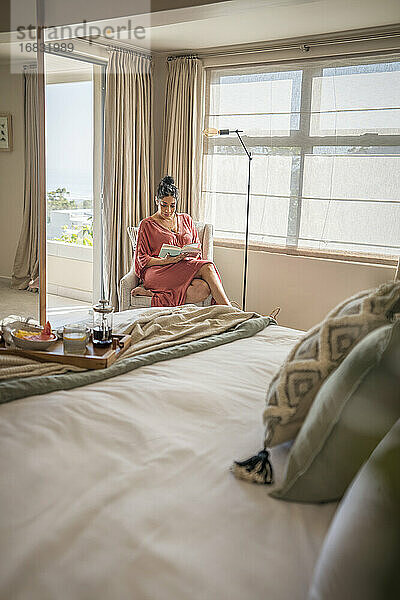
[92,299,114,347]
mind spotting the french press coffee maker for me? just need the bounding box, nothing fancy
[92,299,114,347]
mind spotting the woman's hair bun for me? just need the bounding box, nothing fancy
[156,175,179,201]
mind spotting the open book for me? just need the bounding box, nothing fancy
[158,243,201,258]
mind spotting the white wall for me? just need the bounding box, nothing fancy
[47,254,92,301]
[47,240,92,301]
[215,245,396,330]
[0,62,25,279]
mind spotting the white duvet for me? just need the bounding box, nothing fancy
[0,324,337,600]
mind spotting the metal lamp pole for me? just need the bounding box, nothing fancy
[203,128,252,311]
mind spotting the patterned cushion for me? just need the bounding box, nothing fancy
[263,281,400,447]
[270,322,400,502]
[127,226,138,255]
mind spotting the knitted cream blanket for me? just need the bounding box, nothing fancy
[0,305,257,382]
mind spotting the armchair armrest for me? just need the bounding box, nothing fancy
[202,224,213,261]
[194,222,213,262]
[119,267,139,311]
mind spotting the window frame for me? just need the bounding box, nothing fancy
[202,53,400,265]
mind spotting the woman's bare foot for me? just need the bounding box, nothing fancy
[131,286,154,297]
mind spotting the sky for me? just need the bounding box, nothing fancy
[46,80,93,199]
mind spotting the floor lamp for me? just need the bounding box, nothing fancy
[203,128,252,311]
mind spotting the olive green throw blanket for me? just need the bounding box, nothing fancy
[0,305,274,404]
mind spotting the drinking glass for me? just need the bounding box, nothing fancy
[63,323,88,355]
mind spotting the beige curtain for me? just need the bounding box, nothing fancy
[103,50,153,309]
[11,66,40,290]
[162,57,203,219]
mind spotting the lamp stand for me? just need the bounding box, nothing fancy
[233,130,252,312]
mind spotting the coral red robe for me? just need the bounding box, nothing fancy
[134,213,219,307]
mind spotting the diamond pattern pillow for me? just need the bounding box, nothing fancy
[232,281,400,485]
[263,281,400,448]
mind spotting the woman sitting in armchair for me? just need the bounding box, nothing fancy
[132,175,231,307]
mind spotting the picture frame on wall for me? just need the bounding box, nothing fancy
[0,113,12,151]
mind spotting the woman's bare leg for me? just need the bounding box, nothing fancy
[131,286,154,297]
[198,264,231,305]
[185,279,211,303]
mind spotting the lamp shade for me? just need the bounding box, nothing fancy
[202,128,219,137]
[203,128,241,137]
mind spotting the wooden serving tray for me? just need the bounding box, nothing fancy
[0,333,132,370]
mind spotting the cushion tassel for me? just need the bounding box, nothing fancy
[232,449,274,484]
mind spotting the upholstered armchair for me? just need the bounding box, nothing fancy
[119,221,214,311]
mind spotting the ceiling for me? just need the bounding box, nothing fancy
[1,0,400,63]
[123,0,400,53]
[44,53,93,79]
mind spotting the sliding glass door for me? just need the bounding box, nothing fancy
[0,46,40,324]
[44,52,105,328]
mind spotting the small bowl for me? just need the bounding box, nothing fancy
[11,325,58,351]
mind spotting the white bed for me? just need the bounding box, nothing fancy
[0,323,337,600]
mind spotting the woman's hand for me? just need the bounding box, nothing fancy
[164,253,186,264]
[146,254,185,267]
